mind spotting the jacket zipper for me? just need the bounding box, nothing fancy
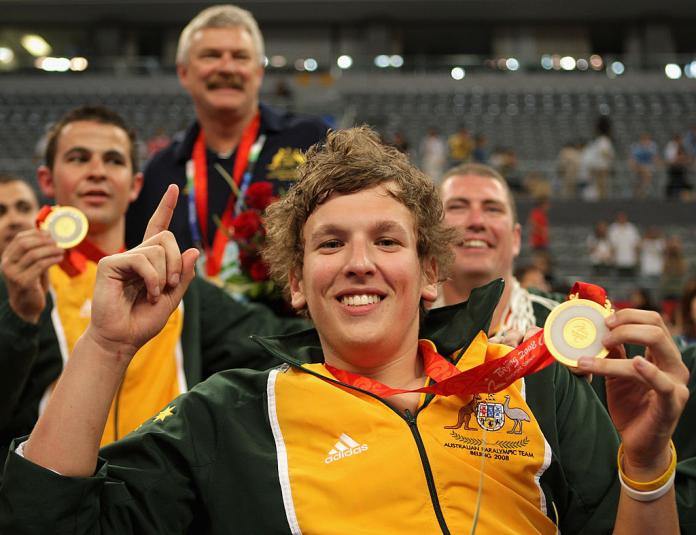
[258,347,451,534]
[403,408,450,535]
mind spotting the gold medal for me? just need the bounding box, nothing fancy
[41,206,88,249]
[543,296,611,367]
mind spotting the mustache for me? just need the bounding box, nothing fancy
[206,73,245,90]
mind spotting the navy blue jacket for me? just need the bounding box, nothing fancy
[126,104,329,250]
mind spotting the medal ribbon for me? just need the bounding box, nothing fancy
[325,282,609,399]
[190,112,261,276]
[569,281,608,306]
[326,341,462,398]
[36,205,115,277]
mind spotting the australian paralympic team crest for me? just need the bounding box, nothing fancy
[443,394,535,461]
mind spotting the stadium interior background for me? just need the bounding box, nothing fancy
[1,0,695,320]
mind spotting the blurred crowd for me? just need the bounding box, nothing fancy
[389,116,696,201]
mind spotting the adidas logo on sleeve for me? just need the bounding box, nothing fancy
[324,433,369,464]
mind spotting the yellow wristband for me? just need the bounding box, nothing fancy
[617,440,677,492]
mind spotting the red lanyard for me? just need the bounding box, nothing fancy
[57,239,116,277]
[191,112,261,276]
[325,333,552,400]
[324,282,607,400]
[326,341,463,398]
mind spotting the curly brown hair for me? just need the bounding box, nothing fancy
[263,126,456,302]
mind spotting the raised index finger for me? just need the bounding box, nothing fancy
[144,184,179,241]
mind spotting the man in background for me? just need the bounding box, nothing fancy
[126,4,328,282]
[447,125,473,166]
[608,210,641,277]
[0,174,39,258]
[0,105,305,463]
[435,163,560,337]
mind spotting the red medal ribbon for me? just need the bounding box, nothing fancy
[326,341,463,398]
[569,281,607,305]
[324,282,609,400]
[35,205,53,227]
[192,112,261,276]
[36,205,115,277]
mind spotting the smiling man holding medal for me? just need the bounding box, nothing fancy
[0,127,691,534]
[437,162,696,529]
[125,4,328,289]
[0,105,306,465]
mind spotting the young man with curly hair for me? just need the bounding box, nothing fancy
[0,127,690,534]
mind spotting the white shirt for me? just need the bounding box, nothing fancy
[608,222,641,268]
[640,237,665,277]
[584,135,615,172]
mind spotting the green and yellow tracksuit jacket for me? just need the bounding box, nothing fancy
[0,270,307,462]
[1,279,695,534]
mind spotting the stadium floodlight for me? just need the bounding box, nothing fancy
[590,54,603,70]
[374,55,390,68]
[304,58,318,72]
[70,57,88,72]
[506,58,520,71]
[576,58,589,71]
[451,67,465,80]
[389,55,404,68]
[0,47,14,64]
[540,55,553,70]
[294,59,305,71]
[685,61,696,79]
[21,34,51,57]
[551,54,561,70]
[665,63,682,80]
[337,55,353,69]
[560,56,576,71]
[35,57,70,72]
[610,61,625,75]
[270,55,287,68]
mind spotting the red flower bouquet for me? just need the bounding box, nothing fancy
[218,181,278,301]
[245,182,274,210]
[231,211,262,240]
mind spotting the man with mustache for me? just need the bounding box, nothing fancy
[125,4,328,284]
[0,174,39,259]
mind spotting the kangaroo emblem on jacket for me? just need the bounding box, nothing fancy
[444,394,482,430]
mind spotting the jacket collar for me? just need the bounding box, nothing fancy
[174,103,282,163]
[252,278,504,368]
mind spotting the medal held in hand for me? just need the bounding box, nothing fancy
[40,206,89,249]
[543,292,612,367]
